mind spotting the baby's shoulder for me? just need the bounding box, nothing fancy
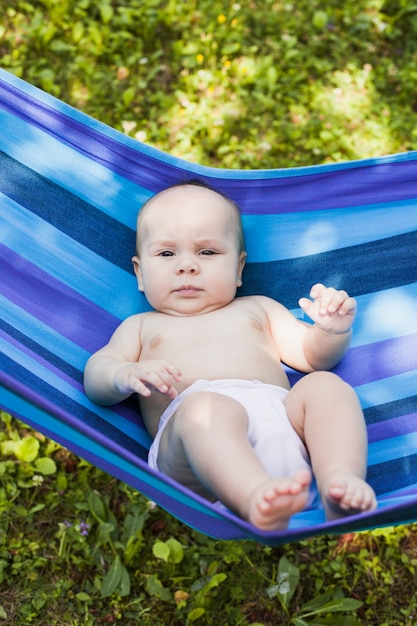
[236,294,282,311]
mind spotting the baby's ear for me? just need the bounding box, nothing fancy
[237,251,247,287]
[132,256,144,292]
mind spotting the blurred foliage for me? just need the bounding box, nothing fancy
[1,0,417,169]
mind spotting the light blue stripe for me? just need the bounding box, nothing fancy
[368,431,417,465]
[352,286,417,346]
[356,370,417,408]
[0,108,151,227]
[1,332,152,448]
[2,196,148,319]
[0,294,89,370]
[243,199,417,262]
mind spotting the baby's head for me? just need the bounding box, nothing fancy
[135,180,246,257]
[132,181,247,316]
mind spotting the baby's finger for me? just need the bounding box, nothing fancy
[314,287,339,314]
[338,295,357,316]
[309,283,326,300]
[163,361,182,382]
[324,289,350,313]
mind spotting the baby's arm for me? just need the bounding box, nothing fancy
[260,283,356,372]
[84,315,181,405]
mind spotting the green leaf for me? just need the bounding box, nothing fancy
[188,607,205,622]
[14,436,39,462]
[165,538,184,564]
[101,555,122,598]
[312,11,328,29]
[88,491,107,522]
[307,617,362,626]
[99,3,114,23]
[301,595,363,618]
[0,605,7,619]
[119,564,131,597]
[145,574,172,602]
[277,556,300,608]
[153,540,170,562]
[122,87,136,107]
[205,572,227,591]
[75,592,91,602]
[96,522,115,544]
[34,457,57,475]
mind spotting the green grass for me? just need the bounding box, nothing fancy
[2,0,417,623]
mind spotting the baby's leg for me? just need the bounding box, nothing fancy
[285,372,377,520]
[156,391,311,530]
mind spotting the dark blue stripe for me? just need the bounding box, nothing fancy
[364,396,417,425]
[0,151,136,273]
[240,230,417,308]
[368,455,417,496]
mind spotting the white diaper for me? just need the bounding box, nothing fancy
[148,378,312,480]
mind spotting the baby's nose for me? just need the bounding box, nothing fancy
[177,255,198,273]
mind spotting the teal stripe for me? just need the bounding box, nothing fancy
[0,108,152,227]
[243,200,417,262]
[3,197,144,318]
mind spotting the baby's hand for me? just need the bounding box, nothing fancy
[113,360,181,400]
[298,283,356,334]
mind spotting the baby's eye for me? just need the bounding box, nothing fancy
[200,249,217,256]
[159,250,174,257]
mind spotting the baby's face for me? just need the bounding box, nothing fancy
[132,185,246,316]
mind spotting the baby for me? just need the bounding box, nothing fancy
[84,181,377,531]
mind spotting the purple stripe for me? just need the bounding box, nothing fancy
[288,333,417,388]
[1,243,119,353]
[2,78,417,215]
[334,335,417,387]
[367,413,417,444]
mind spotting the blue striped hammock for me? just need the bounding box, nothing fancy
[1,68,417,545]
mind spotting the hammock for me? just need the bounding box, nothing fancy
[1,68,417,546]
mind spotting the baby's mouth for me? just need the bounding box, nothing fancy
[176,285,201,295]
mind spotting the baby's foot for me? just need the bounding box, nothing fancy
[247,469,312,531]
[322,473,377,520]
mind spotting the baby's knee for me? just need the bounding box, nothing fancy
[303,371,355,396]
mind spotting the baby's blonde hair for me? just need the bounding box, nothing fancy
[136,180,246,256]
